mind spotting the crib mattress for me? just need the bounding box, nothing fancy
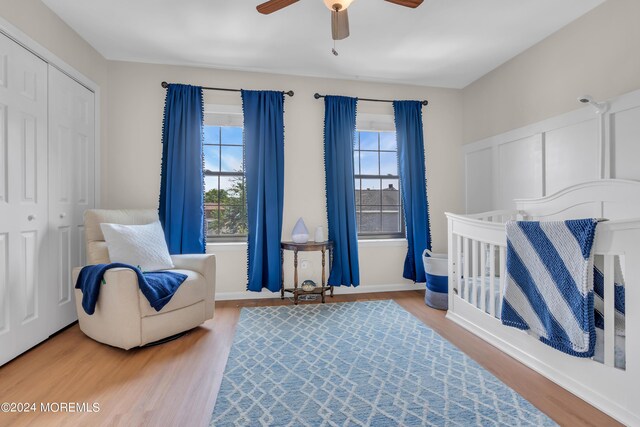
[460,277,626,369]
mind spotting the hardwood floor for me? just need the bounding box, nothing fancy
[0,291,621,427]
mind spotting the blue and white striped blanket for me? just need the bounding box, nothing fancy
[594,258,626,336]
[501,219,598,357]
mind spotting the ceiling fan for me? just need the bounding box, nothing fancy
[256,0,423,42]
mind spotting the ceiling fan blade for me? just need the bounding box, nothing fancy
[331,8,350,40]
[256,0,299,15]
[384,0,424,8]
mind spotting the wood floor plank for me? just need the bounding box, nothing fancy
[0,291,621,426]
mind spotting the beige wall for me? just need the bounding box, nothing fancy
[0,0,109,202]
[106,61,464,293]
[4,0,638,295]
[462,0,640,144]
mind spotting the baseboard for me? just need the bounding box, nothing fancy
[215,283,424,301]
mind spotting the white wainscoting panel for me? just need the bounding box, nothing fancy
[611,105,640,181]
[465,148,493,213]
[497,135,543,210]
[545,119,599,195]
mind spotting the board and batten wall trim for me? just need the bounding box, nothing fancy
[463,88,640,213]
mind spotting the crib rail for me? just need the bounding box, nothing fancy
[462,209,522,223]
[445,212,626,370]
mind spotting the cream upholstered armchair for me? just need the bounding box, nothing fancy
[71,209,215,349]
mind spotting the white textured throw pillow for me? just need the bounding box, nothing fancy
[100,221,174,272]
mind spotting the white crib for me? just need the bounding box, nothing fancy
[445,180,640,426]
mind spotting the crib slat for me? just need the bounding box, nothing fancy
[604,255,615,367]
[464,237,471,302]
[499,246,506,315]
[489,244,496,317]
[456,235,462,298]
[480,243,486,313]
[472,240,478,308]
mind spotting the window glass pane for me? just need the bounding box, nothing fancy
[219,206,247,235]
[352,129,403,238]
[360,209,382,233]
[379,132,396,150]
[220,146,243,172]
[220,176,244,205]
[382,205,401,232]
[221,126,243,145]
[206,211,219,235]
[360,151,378,175]
[381,179,400,205]
[360,179,381,205]
[204,176,220,203]
[353,150,360,174]
[379,151,397,176]
[359,131,378,150]
[204,145,220,173]
[204,124,247,238]
[204,126,220,145]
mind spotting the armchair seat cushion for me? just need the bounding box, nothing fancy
[139,269,205,317]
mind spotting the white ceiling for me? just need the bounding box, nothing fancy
[42,0,604,88]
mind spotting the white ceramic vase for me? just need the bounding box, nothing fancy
[314,226,324,242]
[291,217,309,243]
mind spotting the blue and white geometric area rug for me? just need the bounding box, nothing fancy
[211,300,556,427]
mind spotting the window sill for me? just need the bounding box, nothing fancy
[357,238,407,248]
[207,241,247,252]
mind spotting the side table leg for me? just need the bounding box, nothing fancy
[329,247,334,297]
[321,248,326,303]
[280,247,285,300]
[293,249,299,305]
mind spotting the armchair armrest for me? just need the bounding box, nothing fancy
[72,266,143,349]
[171,254,216,319]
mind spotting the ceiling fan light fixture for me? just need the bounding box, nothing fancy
[323,0,355,11]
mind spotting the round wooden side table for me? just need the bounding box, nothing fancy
[280,241,334,305]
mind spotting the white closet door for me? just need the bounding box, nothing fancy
[48,66,95,332]
[0,33,49,366]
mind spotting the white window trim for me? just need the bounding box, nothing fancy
[204,103,243,127]
[203,107,246,240]
[356,112,395,132]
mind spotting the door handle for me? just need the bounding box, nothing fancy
[27,214,36,221]
[60,213,66,219]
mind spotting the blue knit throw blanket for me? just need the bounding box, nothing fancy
[75,263,187,315]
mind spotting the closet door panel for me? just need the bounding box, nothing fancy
[48,66,95,331]
[0,32,48,366]
[0,233,7,334]
[0,104,6,204]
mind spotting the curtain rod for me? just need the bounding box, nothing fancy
[161,81,294,97]
[313,93,428,106]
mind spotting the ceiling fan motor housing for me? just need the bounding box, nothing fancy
[323,0,355,11]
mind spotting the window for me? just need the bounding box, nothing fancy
[203,125,247,240]
[354,130,404,238]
